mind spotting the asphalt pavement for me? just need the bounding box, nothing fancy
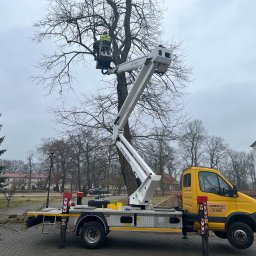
[1,195,255,255]
[0,222,255,256]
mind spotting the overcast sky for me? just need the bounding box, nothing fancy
[0,0,255,161]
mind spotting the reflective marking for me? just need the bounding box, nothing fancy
[109,227,182,233]
[27,212,80,217]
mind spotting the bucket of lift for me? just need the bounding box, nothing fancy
[96,42,113,70]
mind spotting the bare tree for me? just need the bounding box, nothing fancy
[26,151,34,190]
[66,132,84,191]
[2,190,15,207]
[141,128,177,194]
[71,129,108,190]
[38,138,63,190]
[2,160,26,173]
[0,115,6,189]
[179,119,206,167]
[77,130,116,190]
[0,117,12,206]
[33,0,189,194]
[205,135,227,169]
[226,150,248,189]
[109,171,125,195]
[247,151,256,189]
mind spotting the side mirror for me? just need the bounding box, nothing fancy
[232,184,238,197]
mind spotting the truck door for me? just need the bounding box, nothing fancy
[182,172,192,212]
[197,171,236,230]
[182,171,198,213]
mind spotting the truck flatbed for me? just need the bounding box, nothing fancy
[27,205,183,233]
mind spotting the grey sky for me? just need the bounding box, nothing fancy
[165,0,256,150]
[0,0,255,160]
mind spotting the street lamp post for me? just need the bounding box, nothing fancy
[46,152,54,208]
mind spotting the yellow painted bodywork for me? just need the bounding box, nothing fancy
[109,227,182,233]
[27,211,80,217]
[182,166,256,231]
[236,192,256,214]
[193,222,225,231]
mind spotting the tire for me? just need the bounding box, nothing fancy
[80,221,106,249]
[214,231,227,239]
[227,222,254,249]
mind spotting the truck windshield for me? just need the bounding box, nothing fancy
[199,171,232,196]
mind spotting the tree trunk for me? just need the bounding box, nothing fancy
[85,142,91,189]
[77,156,81,191]
[28,159,32,190]
[61,161,66,193]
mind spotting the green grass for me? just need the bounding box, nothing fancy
[110,197,129,206]
[107,194,172,206]
[0,193,62,209]
[0,193,174,209]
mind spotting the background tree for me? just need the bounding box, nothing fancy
[38,138,60,191]
[0,115,7,189]
[205,135,227,169]
[37,129,119,193]
[179,119,206,167]
[0,115,14,207]
[26,151,34,190]
[33,0,189,195]
[142,128,177,194]
[225,150,249,189]
[38,138,72,193]
[2,117,256,193]
[1,160,26,173]
[247,151,256,189]
[65,132,84,192]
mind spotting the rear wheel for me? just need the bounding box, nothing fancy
[227,222,254,249]
[80,221,106,249]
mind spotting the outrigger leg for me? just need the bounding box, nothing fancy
[59,217,67,248]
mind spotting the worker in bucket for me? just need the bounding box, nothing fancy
[93,31,112,70]
[100,31,111,55]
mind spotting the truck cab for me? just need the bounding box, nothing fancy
[182,166,256,249]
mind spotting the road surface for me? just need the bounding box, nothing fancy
[0,222,255,256]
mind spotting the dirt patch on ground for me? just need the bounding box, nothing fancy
[155,194,181,208]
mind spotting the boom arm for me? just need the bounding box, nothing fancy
[109,46,172,208]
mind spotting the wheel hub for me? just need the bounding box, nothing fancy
[85,227,100,243]
[233,229,247,243]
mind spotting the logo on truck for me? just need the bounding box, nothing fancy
[208,203,226,213]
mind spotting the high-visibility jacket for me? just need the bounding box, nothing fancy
[100,34,111,42]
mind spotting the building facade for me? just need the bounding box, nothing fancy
[1,173,48,190]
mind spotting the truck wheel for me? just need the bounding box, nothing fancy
[227,222,254,249]
[213,231,227,239]
[80,221,106,249]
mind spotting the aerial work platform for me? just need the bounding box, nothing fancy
[27,203,183,233]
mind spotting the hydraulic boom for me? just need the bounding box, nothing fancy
[108,46,172,208]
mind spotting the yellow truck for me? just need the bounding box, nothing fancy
[27,166,256,250]
[182,166,256,249]
[27,47,256,252]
